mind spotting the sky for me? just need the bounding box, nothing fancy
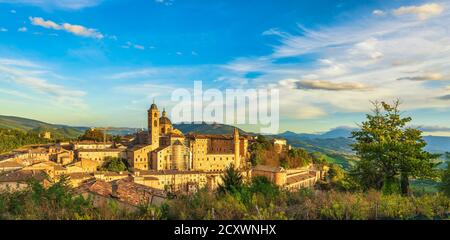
[0,0,450,135]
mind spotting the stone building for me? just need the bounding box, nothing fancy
[129,102,249,173]
[0,170,50,191]
[252,164,325,191]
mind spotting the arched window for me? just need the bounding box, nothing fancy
[154,120,157,127]
[154,113,157,117]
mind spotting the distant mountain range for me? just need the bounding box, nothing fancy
[1,115,449,154]
[279,126,450,154]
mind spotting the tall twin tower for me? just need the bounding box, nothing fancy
[147,102,241,169]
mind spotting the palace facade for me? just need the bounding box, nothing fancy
[128,103,249,173]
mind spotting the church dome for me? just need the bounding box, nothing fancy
[159,108,171,125]
[159,116,172,125]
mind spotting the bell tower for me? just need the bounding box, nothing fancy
[148,102,160,149]
[233,128,240,169]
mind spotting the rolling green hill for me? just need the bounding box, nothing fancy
[0,115,84,139]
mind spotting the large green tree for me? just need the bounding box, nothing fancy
[79,129,110,142]
[351,100,439,195]
[218,164,243,194]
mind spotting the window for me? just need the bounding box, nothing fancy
[154,120,157,127]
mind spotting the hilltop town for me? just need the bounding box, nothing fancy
[0,103,327,209]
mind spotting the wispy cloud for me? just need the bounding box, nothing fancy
[18,27,27,32]
[218,1,450,121]
[29,16,104,39]
[121,41,145,50]
[294,79,372,91]
[0,0,103,10]
[0,27,8,32]
[397,73,445,81]
[0,58,87,108]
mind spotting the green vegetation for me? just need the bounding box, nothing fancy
[250,135,312,168]
[440,164,450,197]
[0,115,84,139]
[217,164,243,194]
[162,167,449,220]
[79,129,109,142]
[0,164,449,220]
[350,100,440,195]
[281,148,312,168]
[0,176,96,220]
[99,157,129,172]
[0,128,50,154]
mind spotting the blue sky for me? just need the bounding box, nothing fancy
[0,0,450,135]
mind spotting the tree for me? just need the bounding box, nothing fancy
[440,163,450,197]
[351,100,439,195]
[310,151,327,165]
[218,164,243,194]
[102,157,128,172]
[284,148,312,168]
[79,129,109,142]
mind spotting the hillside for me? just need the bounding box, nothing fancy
[174,122,247,135]
[0,115,84,139]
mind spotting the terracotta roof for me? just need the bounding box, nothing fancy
[0,170,48,182]
[54,165,67,171]
[286,173,316,185]
[75,177,166,206]
[95,171,129,177]
[77,148,124,152]
[0,161,24,169]
[128,144,150,151]
[75,141,113,145]
[67,172,93,180]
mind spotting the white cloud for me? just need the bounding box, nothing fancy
[373,9,386,16]
[0,0,103,10]
[133,44,145,50]
[121,41,145,50]
[29,16,103,39]
[10,9,16,13]
[394,3,444,20]
[0,27,8,32]
[18,27,27,32]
